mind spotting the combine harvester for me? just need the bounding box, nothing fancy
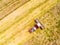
[29,19,44,33]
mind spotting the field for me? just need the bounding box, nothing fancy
[0,0,60,45]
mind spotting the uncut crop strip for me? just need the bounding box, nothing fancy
[0,0,30,20]
[0,0,46,33]
[24,7,60,45]
[0,0,57,44]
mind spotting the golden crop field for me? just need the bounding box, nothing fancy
[0,0,60,45]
